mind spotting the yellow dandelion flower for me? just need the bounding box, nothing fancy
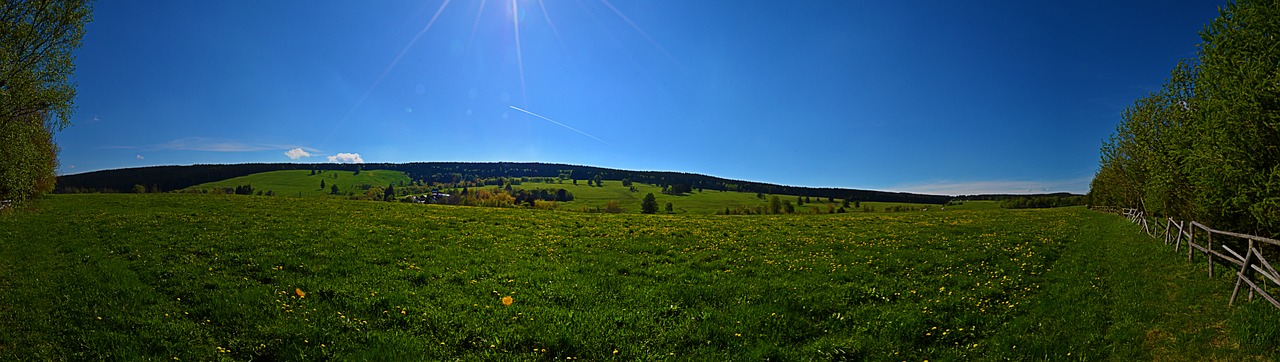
[502,296,513,306]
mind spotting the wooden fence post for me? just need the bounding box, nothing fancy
[1174,220,1182,252]
[1188,225,1195,263]
[1207,231,1214,278]
[1230,241,1253,306]
[1163,218,1172,245]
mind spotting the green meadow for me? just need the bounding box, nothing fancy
[1,194,1275,360]
[500,180,953,215]
[183,169,955,214]
[186,169,411,198]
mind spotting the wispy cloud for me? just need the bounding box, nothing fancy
[284,148,314,160]
[156,137,287,152]
[891,176,1092,196]
[327,152,364,164]
[105,138,321,155]
[135,154,145,160]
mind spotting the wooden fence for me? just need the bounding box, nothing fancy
[1105,207,1280,309]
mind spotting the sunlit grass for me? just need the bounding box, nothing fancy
[0,194,1273,360]
[185,169,411,197]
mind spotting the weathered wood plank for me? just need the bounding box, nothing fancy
[1212,246,1245,267]
[1231,245,1254,306]
[1237,277,1280,309]
[1192,221,1280,247]
[1255,250,1280,287]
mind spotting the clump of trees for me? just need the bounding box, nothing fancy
[661,183,692,195]
[1090,0,1280,236]
[1,1,93,202]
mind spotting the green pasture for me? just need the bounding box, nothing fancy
[185,169,411,197]
[499,181,779,214]
[1,194,1274,360]
[181,170,950,214]
[942,200,1002,211]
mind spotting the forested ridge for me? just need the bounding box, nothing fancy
[1089,0,1280,236]
[57,162,956,204]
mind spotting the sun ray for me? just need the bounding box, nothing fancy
[463,0,486,58]
[537,0,574,66]
[573,0,663,91]
[597,0,682,69]
[511,0,528,106]
[510,105,611,146]
[537,0,562,41]
[325,0,452,145]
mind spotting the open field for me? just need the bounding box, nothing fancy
[185,169,411,197]
[506,181,952,215]
[1,194,1275,360]
[182,169,950,214]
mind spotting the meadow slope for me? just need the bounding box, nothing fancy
[183,169,959,214]
[0,194,1274,360]
[186,169,411,198]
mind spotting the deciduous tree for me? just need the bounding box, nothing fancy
[0,0,93,201]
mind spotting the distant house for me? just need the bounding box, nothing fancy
[427,191,451,203]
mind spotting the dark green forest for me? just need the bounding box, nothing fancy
[1089,0,1280,236]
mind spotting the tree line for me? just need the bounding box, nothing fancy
[1089,0,1280,236]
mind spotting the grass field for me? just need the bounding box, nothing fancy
[506,181,951,215]
[187,170,949,214]
[185,169,411,197]
[1,194,1275,360]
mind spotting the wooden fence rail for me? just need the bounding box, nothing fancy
[1096,206,1280,310]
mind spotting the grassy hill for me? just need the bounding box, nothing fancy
[56,162,957,204]
[1,194,1274,360]
[185,169,411,198]
[185,169,952,214]
[501,181,951,214]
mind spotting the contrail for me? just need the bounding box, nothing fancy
[509,106,612,146]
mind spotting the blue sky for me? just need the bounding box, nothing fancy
[59,0,1224,195]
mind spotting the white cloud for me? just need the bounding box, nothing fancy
[327,153,364,164]
[284,147,314,160]
[135,154,145,160]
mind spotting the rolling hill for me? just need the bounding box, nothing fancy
[56,162,956,204]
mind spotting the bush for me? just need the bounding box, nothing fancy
[0,120,58,201]
[604,200,624,214]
